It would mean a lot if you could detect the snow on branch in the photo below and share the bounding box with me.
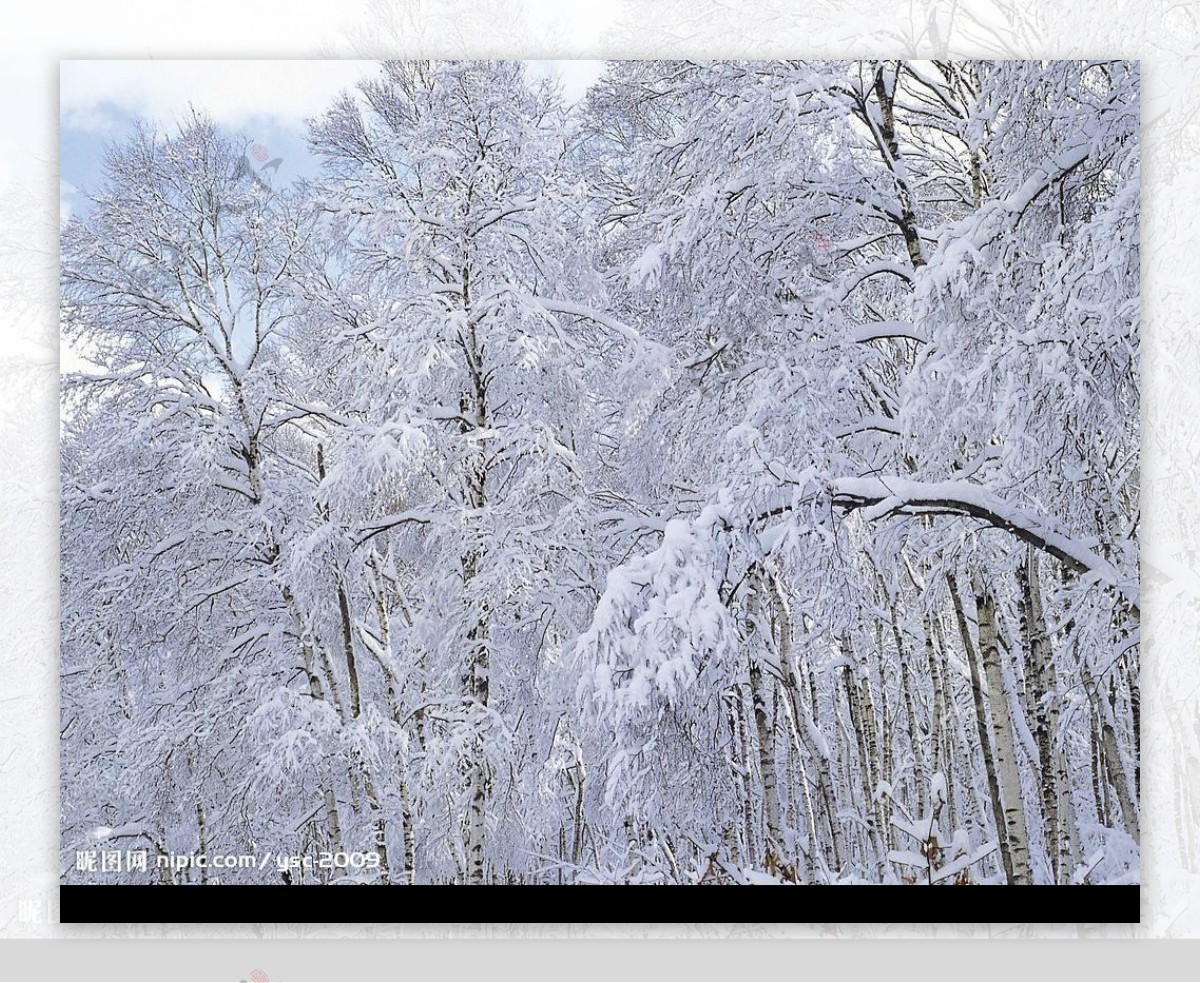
[830,475,1138,611]
[849,320,929,345]
[528,296,668,356]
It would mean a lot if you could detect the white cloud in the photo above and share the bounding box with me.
[527,60,606,104]
[60,60,376,133]
[522,0,617,53]
[59,180,75,228]
[62,61,610,137]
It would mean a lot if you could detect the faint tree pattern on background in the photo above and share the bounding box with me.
[0,0,1195,944]
[339,0,537,58]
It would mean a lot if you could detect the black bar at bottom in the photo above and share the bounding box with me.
[59,884,1139,924]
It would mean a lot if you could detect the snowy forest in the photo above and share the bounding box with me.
[60,60,1139,888]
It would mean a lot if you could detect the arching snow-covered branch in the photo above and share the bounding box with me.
[829,475,1138,612]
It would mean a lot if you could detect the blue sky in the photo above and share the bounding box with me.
[59,60,606,227]
[58,59,606,376]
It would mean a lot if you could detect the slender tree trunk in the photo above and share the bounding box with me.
[898,651,925,815]
[948,571,1011,883]
[975,581,1033,884]
[865,63,926,269]
[1096,674,1140,842]
[195,798,209,885]
[949,662,990,841]
[746,569,784,869]
[399,773,416,884]
[841,639,888,868]
[459,261,493,886]
[770,576,840,876]
[283,586,346,878]
[331,557,390,882]
[724,690,754,868]
[927,620,951,822]
[336,580,362,719]
[463,584,490,885]
[926,623,946,774]
[1019,546,1062,881]
[361,556,417,884]
[1058,742,1082,877]
[571,757,586,869]
[865,666,893,857]
[1126,656,1140,801]
[1091,713,1110,827]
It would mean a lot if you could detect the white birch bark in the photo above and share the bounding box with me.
[746,569,784,869]
[975,581,1033,884]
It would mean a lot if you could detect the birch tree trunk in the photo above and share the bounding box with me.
[194,785,209,885]
[948,571,1012,882]
[841,639,888,868]
[723,690,755,867]
[770,576,841,876]
[975,581,1033,884]
[746,569,784,869]
[460,262,492,885]
[361,555,417,883]
[282,585,346,879]
[896,630,925,815]
[1086,669,1140,843]
[927,620,952,822]
[571,757,586,869]
[318,446,391,882]
[1019,546,1062,881]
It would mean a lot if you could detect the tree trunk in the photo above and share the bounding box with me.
[927,619,951,822]
[948,571,1011,883]
[896,627,925,816]
[770,576,840,877]
[1096,674,1140,843]
[195,797,209,885]
[841,638,888,869]
[724,690,755,868]
[282,586,346,878]
[571,757,586,869]
[1019,546,1062,881]
[746,569,784,869]
[975,580,1033,884]
[331,559,390,883]
[459,261,493,885]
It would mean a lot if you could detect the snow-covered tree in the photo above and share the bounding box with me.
[61,60,1139,888]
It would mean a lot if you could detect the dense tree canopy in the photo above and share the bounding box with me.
[61,59,1138,887]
